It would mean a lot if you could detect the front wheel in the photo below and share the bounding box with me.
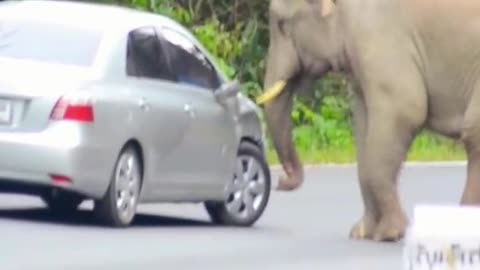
[93,145,142,227]
[205,141,271,227]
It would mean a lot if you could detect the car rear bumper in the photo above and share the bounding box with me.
[0,122,116,199]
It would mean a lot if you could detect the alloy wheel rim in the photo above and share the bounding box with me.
[225,154,266,220]
[115,151,140,223]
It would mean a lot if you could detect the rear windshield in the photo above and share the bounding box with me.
[0,19,103,67]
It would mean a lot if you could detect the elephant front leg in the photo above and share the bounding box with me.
[348,88,379,240]
[350,95,424,242]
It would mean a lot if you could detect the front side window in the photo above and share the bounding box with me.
[159,27,221,90]
[126,26,174,81]
[0,19,102,66]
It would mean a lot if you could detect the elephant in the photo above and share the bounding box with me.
[257,0,480,242]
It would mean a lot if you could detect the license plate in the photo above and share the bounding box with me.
[0,99,12,124]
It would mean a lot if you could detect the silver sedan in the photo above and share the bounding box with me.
[0,0,271,227]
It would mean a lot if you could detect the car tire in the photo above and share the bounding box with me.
[93,145,142,228]
[205,141,271,227]
[42,190,83,216]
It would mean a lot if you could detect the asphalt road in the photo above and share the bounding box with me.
[0,163,468,270]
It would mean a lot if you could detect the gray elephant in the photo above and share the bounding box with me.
[257,0,480,242]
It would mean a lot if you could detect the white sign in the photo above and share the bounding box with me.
[404,205,480,270]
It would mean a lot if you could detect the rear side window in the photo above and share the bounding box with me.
[0,19,102,66]
[126,26,175,81]
[158,27,222,90]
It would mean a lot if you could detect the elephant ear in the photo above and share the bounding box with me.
[270,0,307,19]
[319,0,335,16]
[270,0,335,19]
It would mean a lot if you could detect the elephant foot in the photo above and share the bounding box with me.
[372,213,408,242]
[349,215,376,240]
[276,174,303,191]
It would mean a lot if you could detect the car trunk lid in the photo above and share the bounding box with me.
[0,58,97,132]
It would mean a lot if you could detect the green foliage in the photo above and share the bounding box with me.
[103,0,465,163]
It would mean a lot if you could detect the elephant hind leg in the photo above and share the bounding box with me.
[460,88,480,205]
[459,144,480,205]
[349,85,379,240]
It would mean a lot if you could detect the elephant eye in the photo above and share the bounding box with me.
[278,20,287,36]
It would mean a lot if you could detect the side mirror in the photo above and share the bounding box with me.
[214,80,241,103]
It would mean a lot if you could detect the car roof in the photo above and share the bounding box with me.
[0,0,193,36]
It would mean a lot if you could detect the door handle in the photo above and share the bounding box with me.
[184,103,196,118]
[138,97,151,111]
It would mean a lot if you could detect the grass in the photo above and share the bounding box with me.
[265,132,467,165]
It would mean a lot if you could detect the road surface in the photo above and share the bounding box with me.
[0,163,468,270]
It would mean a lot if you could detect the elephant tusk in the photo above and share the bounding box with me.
[358,221,365,239]
[443,248,455,270]
[256,80,287,105]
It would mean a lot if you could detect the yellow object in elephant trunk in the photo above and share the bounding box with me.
[256,80,287,105]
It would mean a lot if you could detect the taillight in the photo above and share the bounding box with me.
[50,95,94,122]
[49,174,72,186]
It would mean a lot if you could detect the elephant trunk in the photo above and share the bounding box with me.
[261,10,305,191]
[263,71,304,192]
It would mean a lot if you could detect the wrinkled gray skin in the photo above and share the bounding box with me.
[262,0,480,242]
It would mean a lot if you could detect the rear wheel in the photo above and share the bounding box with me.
[41,190,83,216]
[205,141,271,227]
[93,145,142,227]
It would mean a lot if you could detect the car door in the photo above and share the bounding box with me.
[157,26,238,197]
[124,26,193,198]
